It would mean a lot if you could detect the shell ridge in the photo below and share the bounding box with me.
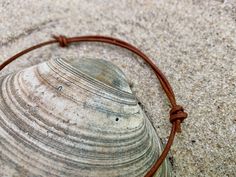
[53,58,135,99]
[47,60,136,105]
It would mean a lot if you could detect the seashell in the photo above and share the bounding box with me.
[0,57,171,177]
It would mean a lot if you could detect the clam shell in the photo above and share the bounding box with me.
[0,58,171,177]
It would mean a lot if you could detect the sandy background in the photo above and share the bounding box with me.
[0,0,236,176]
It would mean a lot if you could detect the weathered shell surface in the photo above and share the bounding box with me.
[0,58,171,177]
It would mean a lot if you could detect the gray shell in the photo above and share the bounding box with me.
[0,58,171,177]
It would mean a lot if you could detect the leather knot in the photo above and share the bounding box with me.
[170,105,188,133]
[53,35,69,47]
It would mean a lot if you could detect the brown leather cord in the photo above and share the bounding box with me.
[0,35,188,177]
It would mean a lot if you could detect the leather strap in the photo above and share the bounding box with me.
[0,35,188,177]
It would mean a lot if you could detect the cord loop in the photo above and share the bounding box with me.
[0,35,188,177]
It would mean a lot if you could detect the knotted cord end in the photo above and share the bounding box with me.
[170,105,188,133]
[53,35,69,47]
